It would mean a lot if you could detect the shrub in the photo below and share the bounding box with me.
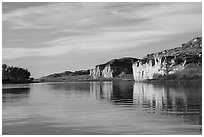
[152,73,163,79]
[152,66,201,81]
[161,74,177,80]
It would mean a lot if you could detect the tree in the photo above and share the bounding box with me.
[2,64,31,83]
[2,64,9,80]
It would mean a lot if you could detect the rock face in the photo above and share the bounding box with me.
[90,57,138,79]
[132,37,202,81]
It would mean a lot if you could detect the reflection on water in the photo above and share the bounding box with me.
[133,83,202,125]
[2,82,202,135]
[3,88,30,103]
[90,81,134,105]
[90,82,113,100]
[90,81,202,125]
[48,82,90,98]
[49,82,90,91]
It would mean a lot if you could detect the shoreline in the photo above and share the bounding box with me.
[32,78,135,83]
[2,80,35,84]
[3,78,201,84]
[142,79,202,84]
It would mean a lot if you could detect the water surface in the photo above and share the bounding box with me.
[2,81,202,135]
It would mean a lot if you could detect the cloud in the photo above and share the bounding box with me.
[2,46,67,60]
[5,38,25,42]
[3,2,202,60]
[1,3,162,29]
[3,2,201,38]
[3,30,164,60]
[3,3,106,29]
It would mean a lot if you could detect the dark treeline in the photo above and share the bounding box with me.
[2,64,33,84]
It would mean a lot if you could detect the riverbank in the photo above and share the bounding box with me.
[143,72,202,84]
[143,78,202,84]
[34,73,135,83]
[33,76,201,84]
[2,79,35,84]
[4,75,201,84]
[34,78,134,83]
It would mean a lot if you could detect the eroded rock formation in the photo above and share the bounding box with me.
[90,57,138,79]
[132,37,202,81]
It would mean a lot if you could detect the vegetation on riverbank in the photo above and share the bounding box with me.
[35,62,202,83]
[144,63,202,84]
[2,64,33,84]
[34,73,134,82]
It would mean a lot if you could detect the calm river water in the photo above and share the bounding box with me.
[2,81,202,135]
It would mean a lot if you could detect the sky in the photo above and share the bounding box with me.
[2,2,202,78]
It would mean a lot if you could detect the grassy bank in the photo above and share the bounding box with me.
[34,66,202,84]
[34,74,134,83]
[144,64,202,84]
[143,78,202,84]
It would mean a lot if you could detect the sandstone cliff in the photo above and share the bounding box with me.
[90,57,139,79]
[132,37,202,81]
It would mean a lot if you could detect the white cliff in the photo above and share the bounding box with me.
[133,58,164,81]
[102,65,113,78]
[132,57,186,81]
[90,57,138,79]
[90,66,104,79]
[132,37,202,81]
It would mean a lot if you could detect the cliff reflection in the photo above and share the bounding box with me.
[90,81,134,105]
[89,81,201,125]
[133,83,202,125]
[133,83,169,109]
[90,82,113,100]
[2,88,30,103]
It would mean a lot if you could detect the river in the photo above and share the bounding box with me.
[2,81,202,135]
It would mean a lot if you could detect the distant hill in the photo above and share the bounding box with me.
[36,57,138,82]
[36,70,90,82]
